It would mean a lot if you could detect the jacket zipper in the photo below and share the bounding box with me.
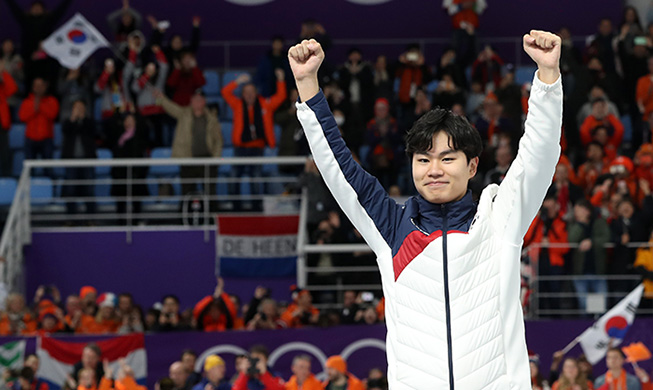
[442,204,454,390]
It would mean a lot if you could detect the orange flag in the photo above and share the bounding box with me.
[622,342,652,363]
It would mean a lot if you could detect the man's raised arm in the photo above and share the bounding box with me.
[492,30,564,244]
[288,39,401,254]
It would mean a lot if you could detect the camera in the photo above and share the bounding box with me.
[361,291,374,302]
[247,357,260,376]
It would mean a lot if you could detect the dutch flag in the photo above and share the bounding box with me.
[36,334,147,390]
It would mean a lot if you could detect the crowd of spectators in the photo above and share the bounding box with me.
[1,0,653,322]
[0,279,385,337]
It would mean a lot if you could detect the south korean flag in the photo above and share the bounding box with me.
[42,13,109,69]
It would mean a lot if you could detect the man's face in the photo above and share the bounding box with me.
[599,20,613,36]
[250,352,267,368]
[190,94,205,112]
[573,204,591,223]
[169,362,188,387]
[29,3,44,16]
[374,102,389,120]
[412,132,477,204]
[81,348,99,368]
[271,39,283,53]
[32,79,46,97]
[206,365,225,383]
[242,84,257,106]
[99,305,114,319]
[606,350,624,371]
[348,51,362,64]
[326,367,341,382]
[291,359,310,382]
[495,146,512,167]
[118,296,132,313]
[163,298,179,314]
[171,36,183,51]
[25,356,39,373]
[343,291,356,307]
[2,40,13,55]
[181,353,195,372]
[587,144,603,162]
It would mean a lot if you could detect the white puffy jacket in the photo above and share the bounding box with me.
[296,72,562,389]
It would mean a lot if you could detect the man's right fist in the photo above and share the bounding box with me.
[288,39,324,82]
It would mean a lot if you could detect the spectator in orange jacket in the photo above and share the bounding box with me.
[285,355,324,390]
[323,356,364,390]
[80,293,120,334]
[18,77,59,175]
[0,64,18,176]
[280,288,319,328]
[580,97,624,161]
[636,56,653,120]
[76,366,112,390]
[222,70,286,210]
[524,189,569,313]
[0,293,37,335]
[578,142,612,196]
[193,278,237,332]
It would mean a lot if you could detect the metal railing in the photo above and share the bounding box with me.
[0,156,308,294]
[297,238,653,317]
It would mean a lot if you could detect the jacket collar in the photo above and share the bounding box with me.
[411,190,477,233]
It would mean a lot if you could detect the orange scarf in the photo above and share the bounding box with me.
[604,370,626,390]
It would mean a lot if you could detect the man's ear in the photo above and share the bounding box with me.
[468,156,479,178]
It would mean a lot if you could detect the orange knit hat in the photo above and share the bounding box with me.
[325,355,347,374]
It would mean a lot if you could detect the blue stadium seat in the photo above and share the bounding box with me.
[203,70,221,96]
[94,97,104,122]
[51,150,66,179]
[96,148,113,177]
[12,151,24,177]
[94,179,114,206]
[30,177,53,203]
[221,122,233,147]
[149,147,179,176]
[0,178,17,205]
[515,66,537,86]
[222,70,250,88]
[53,123,63,148]
[218,147,234,176]
[621,115,633,143]
[426,80,439,94]
[9,123,25,150]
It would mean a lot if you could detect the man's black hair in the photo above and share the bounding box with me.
[19,367,34,382]
[406,43,420,51]
[271,35,284,43]
[405,107,483,163]
[575,198,593,211]
[162,294,180,304]
[348,47,362,56]
[181,349,197,359]
[587,140,605,151]
[249,344,269,359]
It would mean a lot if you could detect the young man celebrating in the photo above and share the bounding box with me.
[289,30,562,389]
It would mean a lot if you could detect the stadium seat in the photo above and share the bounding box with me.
[12,151,24,177]
[221,122,233,147]
[53,123,63,148]
[426,80,439,94]
[218,147,234,176]
[96,148,113,178]
[0,178,17,206]
[94,97,103,122]
[9,123,25,150]
[222,70,250,88]
[51,150,66,179]
[621,115,633,143]
[149,148,179,176]
[30,177,53,203]
[202,70,221,97]
[515,66,537,86]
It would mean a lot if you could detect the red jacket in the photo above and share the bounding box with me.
[167,67,206,106]
[524,213,569,267]
[18,94,59,141]
[222,80,286,148]
[0,71,18,130]
[579,114,624,161]
[232,371,285,390]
